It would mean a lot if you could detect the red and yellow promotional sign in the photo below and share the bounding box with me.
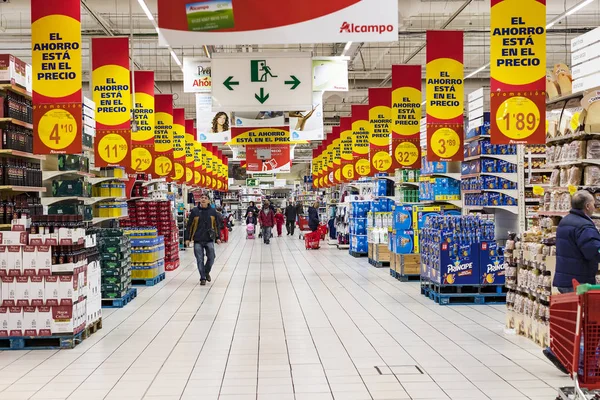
[340,117,354,183]
[203,144,213,189]
[368,88,393,174]
[32,0,82,154]
[91,37,131,168]
[391,65,421,169]
[351,105,371,178]
[426,30,464,161]
[193,141,202,186]
[490,0,546,144]
[154,94,174,180]
[223,157,229,191]
[229,126,293,145]
[132,71,155,145]
[184,119,194,184]
[331,127,342,185]
[172,108,186,183]
[312,148,318,189]
[320,137,330,188]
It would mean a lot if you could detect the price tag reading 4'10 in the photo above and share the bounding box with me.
[430,127,460,159]
[98,134,128,164]
[38,109,78,150]
[496,96,541,141]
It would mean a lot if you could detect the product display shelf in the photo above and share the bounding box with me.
[0,118,33,130]
[0,149,45,161]
[0,186,45,193]
[463,154,517,163]
[43,171,95,181]
[0,83,32,99]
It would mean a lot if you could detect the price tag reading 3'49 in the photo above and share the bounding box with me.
[38,108,78,150]
[430,127,460,159]
[496,96,541,141]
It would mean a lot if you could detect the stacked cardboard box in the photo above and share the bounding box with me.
[124,228,165,281]
[97,228,132,300]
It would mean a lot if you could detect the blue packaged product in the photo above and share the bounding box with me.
[480,242,505,285]
[505,195,517,206]
[482,175,497,189]
[481,140,492,155]
[395,230,416,254]
[482,159,496,172]
[351,235,368,253]
[488,192,502,206]
[497,160,509,173]
[394,206,413,231]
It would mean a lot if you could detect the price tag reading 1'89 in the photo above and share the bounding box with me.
[98,134,128,164]
[38,109,78,150]
[496,96,541,140]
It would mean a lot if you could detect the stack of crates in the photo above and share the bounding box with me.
[125,228,165,280]
[98,228,132,300]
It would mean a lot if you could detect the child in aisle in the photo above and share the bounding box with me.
[246,211,257,226]
[274,208,285,237]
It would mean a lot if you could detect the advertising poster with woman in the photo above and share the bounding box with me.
[196,93,232,143]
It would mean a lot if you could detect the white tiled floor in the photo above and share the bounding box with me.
[0,228,570,400]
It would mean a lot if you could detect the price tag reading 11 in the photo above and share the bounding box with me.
[38,109,78,150]
[98,134,128,164]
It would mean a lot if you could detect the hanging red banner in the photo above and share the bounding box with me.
[331,127,342,185]
[340,117,354,183]
[391,65,422,169]
[91,37,131,168]
[32,0,83,154]
[490,0,546,144]
[426,30,464,161]
[368,88,393,174]
[351,105,370,178]
[154,94,174,181]
[172,108,186,183]
[132,71,155,145]
[184,119,195,184]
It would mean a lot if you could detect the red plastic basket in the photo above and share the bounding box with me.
[298,216,309,231]
[304,231,320,250]
[550,283,600,389]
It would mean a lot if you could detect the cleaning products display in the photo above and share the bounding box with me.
[124,228,166,284]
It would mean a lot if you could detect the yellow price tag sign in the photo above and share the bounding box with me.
[355,158,370,176]
[97,133,128,164]
[38,108,79,150]
[342,164,354,181]
[430,127,460,159]
[496,96,541,141]
[173,163,184,181]
[394,141,419,167]
[131,147,152,172]
[532,186,545,196]
[569,185,578,195]
[372,151,392,172]
[155,156,173,178]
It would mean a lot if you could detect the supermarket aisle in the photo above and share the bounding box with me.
[0,228,569,400]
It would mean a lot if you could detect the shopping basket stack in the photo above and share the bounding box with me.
[304,230,321,250]
[550,282,600,398]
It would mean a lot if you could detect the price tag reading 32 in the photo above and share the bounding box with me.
[394,141,419,168]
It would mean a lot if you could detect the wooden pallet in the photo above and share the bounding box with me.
[349,251,367,258]
[83,318,103,340]
[0,331,85,350]
[131,272,166,287]
[102,287,138,308]
[368,258,390,268]
[396,274,421,282]
[422,285,506,305]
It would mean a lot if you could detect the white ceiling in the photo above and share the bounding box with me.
[1,0,599,133]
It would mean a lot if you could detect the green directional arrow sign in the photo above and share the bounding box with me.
[223,76,239,91]
[255,88,270,104]
[284,75,301,90]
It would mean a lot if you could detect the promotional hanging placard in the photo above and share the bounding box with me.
[132,71,155,145]
[32,0,83,154]
[490,0,546,144]
[154,94,174,180]
[391,65,422,169]
[312,149,318,188]
[229,126,299,145]
[156,0,398,46]
[196,93,232,143]
[320,137,330,188]
[351,104,371,178]
[340,117,354,183]
[194,141,202,186]
[289,92,325,141]
[183,57,212,93]
[368,88,393,174]
[91,37,132,168]
[204,144,214,189]
[172,108,186,182]
[212,149,221,190]
[426,30,464,162]
[332,127,342,185]
[185,119,195,184]
[246,145,291,173]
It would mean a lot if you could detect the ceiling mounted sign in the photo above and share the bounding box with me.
[157,0,398,46]
[183,57,212,93]
[211,52,312,112]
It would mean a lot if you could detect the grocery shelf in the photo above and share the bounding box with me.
[43,170,95,181]
[41,196,88,206]
[0,118,33,130]
[483,189,518,197]
[421,199,462,208]
[461,172,517,182]
[395,181,419,187]
[546,131,600,144]
[463,154,518,162]
[0,224,12,229]
[420,173,461,180]
[0,83,32,99]
[465,205,519,214]
[547,158,600,168]
[0,185,46,193]
[464,134,490,143]
[526,168,554,173]
[525,198,541,203]
[525,183,549,188]
[88,177,129,185]
[0,149,45,161]
[546,90,583,106]
[85,197,127,206]
[537,210,569,217]
[136,178,166,187]
[91,216,128,225]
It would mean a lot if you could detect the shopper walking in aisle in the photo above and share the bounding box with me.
[543,190,600,373]
[245,201,259,218]
[284,201,297,235]
[307,201,320,232]
[296,201,304,217]
[185,193,222,286]
[258,199,275,244]
[274,208,285,237]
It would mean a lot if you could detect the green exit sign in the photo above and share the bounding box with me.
[246,178,258,187]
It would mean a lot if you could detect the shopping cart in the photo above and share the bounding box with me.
[550,281,600,399]
[304,230,321,250]
[297,215,310,239]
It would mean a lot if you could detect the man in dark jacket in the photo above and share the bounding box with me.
[284,201,297,236]
[307,201,320,232]
[258,200,275,244]
[295,201,304,217]
[185,193,222,286]
[543,190,600,373]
